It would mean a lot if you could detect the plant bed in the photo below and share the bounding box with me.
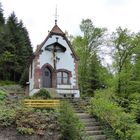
[0,90,60,140]
[0,126,60,140]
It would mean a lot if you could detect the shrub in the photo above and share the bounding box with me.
[90,89,137,140]
[16,107,42,135]
[132,129,140,140]
[33,88,51,99]
[15,105,59,135]
[0,92,16,127]
[128,93,140,123]
[58,101,84,140]
[0,80,16,86]
[0,90,7,101]
[0,106,15,126]
[17,127,34,135]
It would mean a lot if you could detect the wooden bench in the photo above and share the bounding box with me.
[24,99,60,108]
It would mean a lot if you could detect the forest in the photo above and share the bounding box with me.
[0,3,32,84]
[0,2,140,139]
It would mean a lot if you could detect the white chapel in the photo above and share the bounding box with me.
[28,20,80,98]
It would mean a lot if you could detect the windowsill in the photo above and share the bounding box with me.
[57,83,71,85]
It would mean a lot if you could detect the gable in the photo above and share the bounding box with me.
[45,42,66,52]
[42,35,70,53]
[34,24,79,61]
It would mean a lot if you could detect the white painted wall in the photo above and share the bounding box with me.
[29,34,80,97]
[39,35,76,87]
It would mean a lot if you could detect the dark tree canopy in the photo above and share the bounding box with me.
[0,3,4,25]
[0,11,33,83]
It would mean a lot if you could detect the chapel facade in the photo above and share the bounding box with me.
[28,22,80,97]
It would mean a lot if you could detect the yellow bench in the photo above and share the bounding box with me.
[24,99,60,108]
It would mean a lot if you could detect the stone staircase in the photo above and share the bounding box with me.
[69,99,106,140]
[0,85,25,100]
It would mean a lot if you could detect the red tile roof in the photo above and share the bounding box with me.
[50,24,65,35]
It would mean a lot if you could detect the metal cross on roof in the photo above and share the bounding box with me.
[55,5,59,25]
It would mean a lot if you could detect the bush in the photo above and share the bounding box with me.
[0,90,7,101]
[33,89,51,99]
[132,129,140,140]
[0,93,59,136]
[0,80,16,86]
[58,101,84,140]
[17,127,34,135]
[128,93,140,123]
[0,106,15,126]
[16,107,42,135]
[15,105,59,135]
[90,89,137,140]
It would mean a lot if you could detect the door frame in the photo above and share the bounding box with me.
[42,67,52,87]
[41,63,55,88]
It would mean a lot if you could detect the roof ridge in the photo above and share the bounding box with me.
[50,24,65,35]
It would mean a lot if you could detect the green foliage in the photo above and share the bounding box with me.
[0,80,16,86]
[128,93,140,123]
[33,88,51,99]
[90,89,137,140]
[15,105,58,135]
[0,90,7,100]
[72,19,110,95]
[111,28,140,96]
[58,101,84,140]
[111,27,135,95]
[0,3,5,25]
[0,105,15,127]
[132,129,140,140]
[0,9,32,82]
[0,88,59,136]
[16,127,34,135]
[15,107,37,135]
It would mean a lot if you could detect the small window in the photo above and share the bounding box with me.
[45,71,49,76]
[44,68,50,77]
[57,72,62,84]
[57,71,69,84]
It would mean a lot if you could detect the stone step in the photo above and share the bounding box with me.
[75,110,84,113]
[88,135,106,140]
[86,130,103,135]
[67,99,107,139]
[76,113,92,119]
[85,126,101,131]
[73,107,83,110]
[84,121,100,127]
[80,118,97,123]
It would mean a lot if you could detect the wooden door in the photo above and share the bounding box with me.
[42,67,52,87]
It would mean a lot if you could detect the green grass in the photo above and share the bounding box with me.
[0,80,16,86]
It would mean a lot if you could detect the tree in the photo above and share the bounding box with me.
[73,19,109,95]
[0,11,33,83]
[111,27,138,96]
[129,33,140,93]
[0,2,4,25]
[6,12,33,82]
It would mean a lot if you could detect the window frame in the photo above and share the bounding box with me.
[57,70,71,85]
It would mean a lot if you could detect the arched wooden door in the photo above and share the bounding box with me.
[42,67,52,88]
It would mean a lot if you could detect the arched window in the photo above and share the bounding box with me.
[57,71,69,84]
